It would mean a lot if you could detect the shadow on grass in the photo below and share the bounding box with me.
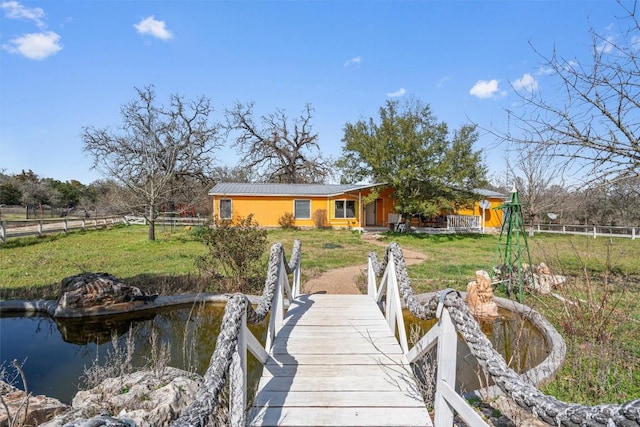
[0,233,68,249]
[384,232,494,242]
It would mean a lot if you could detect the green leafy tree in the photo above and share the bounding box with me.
[0,182,22,205]
[338,98,487,216]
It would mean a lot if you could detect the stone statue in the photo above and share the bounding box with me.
[466,269,499,318]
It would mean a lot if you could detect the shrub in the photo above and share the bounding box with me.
[313,209,327,228]
[277,212,297,229]
[195,214,268,294]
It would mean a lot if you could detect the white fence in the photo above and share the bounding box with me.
[0,215,209,243]
[124,215,207,227]
[0,216,127,243]
[447,214,481,230]
[530,223,638,240]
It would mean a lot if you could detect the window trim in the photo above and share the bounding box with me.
[334,199,356,219]
[219,198,232,219]
[293,199,311,219]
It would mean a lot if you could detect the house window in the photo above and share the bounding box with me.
[294,200,311,219]
[335,200,356,218]
[220,199,232,219]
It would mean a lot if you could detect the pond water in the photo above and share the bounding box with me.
[405,307,549,393]
[0,303,547,404]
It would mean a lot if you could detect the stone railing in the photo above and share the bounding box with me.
[369,242,640,427]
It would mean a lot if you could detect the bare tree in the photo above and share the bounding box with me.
[210,164,255,183]
[509,144,567,226]
[226,102,332,183]
[82,85,221,240]
[506,1,639,185]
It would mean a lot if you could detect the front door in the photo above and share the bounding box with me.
[365,201,377,226]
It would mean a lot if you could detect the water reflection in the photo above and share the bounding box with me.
[0,303,267,404]
[404,308,548,393]
[1,303,545,405]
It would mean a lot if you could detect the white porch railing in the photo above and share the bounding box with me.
[368,252,489,427]
[446,214,481,230]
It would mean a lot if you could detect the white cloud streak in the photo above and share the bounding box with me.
[1,1,45,28]
[134,16,173,41]
[2,31,62,60]
[469,79,502,99]
[386,87,406,97]
[596,35,615,54]
[1,1,63,60]
[512,73,539,92]
[436,76,450,87]
[344,56,361,67]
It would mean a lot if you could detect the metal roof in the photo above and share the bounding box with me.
[208,182,383,197]
[472,188,508,199]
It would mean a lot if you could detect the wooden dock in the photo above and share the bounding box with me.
[249,293,432,426]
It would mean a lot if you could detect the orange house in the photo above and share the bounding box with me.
[208,183,506,230]
[455,188,507,229]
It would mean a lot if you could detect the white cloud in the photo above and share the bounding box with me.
[469,79,502,99]
[386,87,406,98]
[632,35,640,51]
[1,1,45,28]
[2,31,62,60]
[436,76,450,87]
[344,56,361,67]
[134,16,173,41]
[536,65,554,76]
[596,36,615,54]
[512,73,539,92]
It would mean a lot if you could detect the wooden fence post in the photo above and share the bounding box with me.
[0,221,6,243]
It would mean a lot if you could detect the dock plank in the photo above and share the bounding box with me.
[249,294,432,427]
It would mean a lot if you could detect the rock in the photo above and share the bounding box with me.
[48,414,136,426]
[42,368,201,427]
[55,273,157,316]
[0,380,68,426]
[532,273,566,294]
[466,270,499,319]
[535,262,551,275]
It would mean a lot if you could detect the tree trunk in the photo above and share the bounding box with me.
[148,204,156,241]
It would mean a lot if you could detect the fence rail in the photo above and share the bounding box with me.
[0,216,128,243]
[124,215,207,227]
[530,223,638,239]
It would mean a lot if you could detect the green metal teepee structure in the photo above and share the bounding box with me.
[493,185,534,301]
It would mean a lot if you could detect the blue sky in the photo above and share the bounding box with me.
[0,1,630,184]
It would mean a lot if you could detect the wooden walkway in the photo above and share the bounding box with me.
[249,294,432,426]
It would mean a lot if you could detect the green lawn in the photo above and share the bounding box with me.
[0,225,383,298]
[1,225,639,404]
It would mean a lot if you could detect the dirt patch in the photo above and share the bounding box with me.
[303,232,426,294]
